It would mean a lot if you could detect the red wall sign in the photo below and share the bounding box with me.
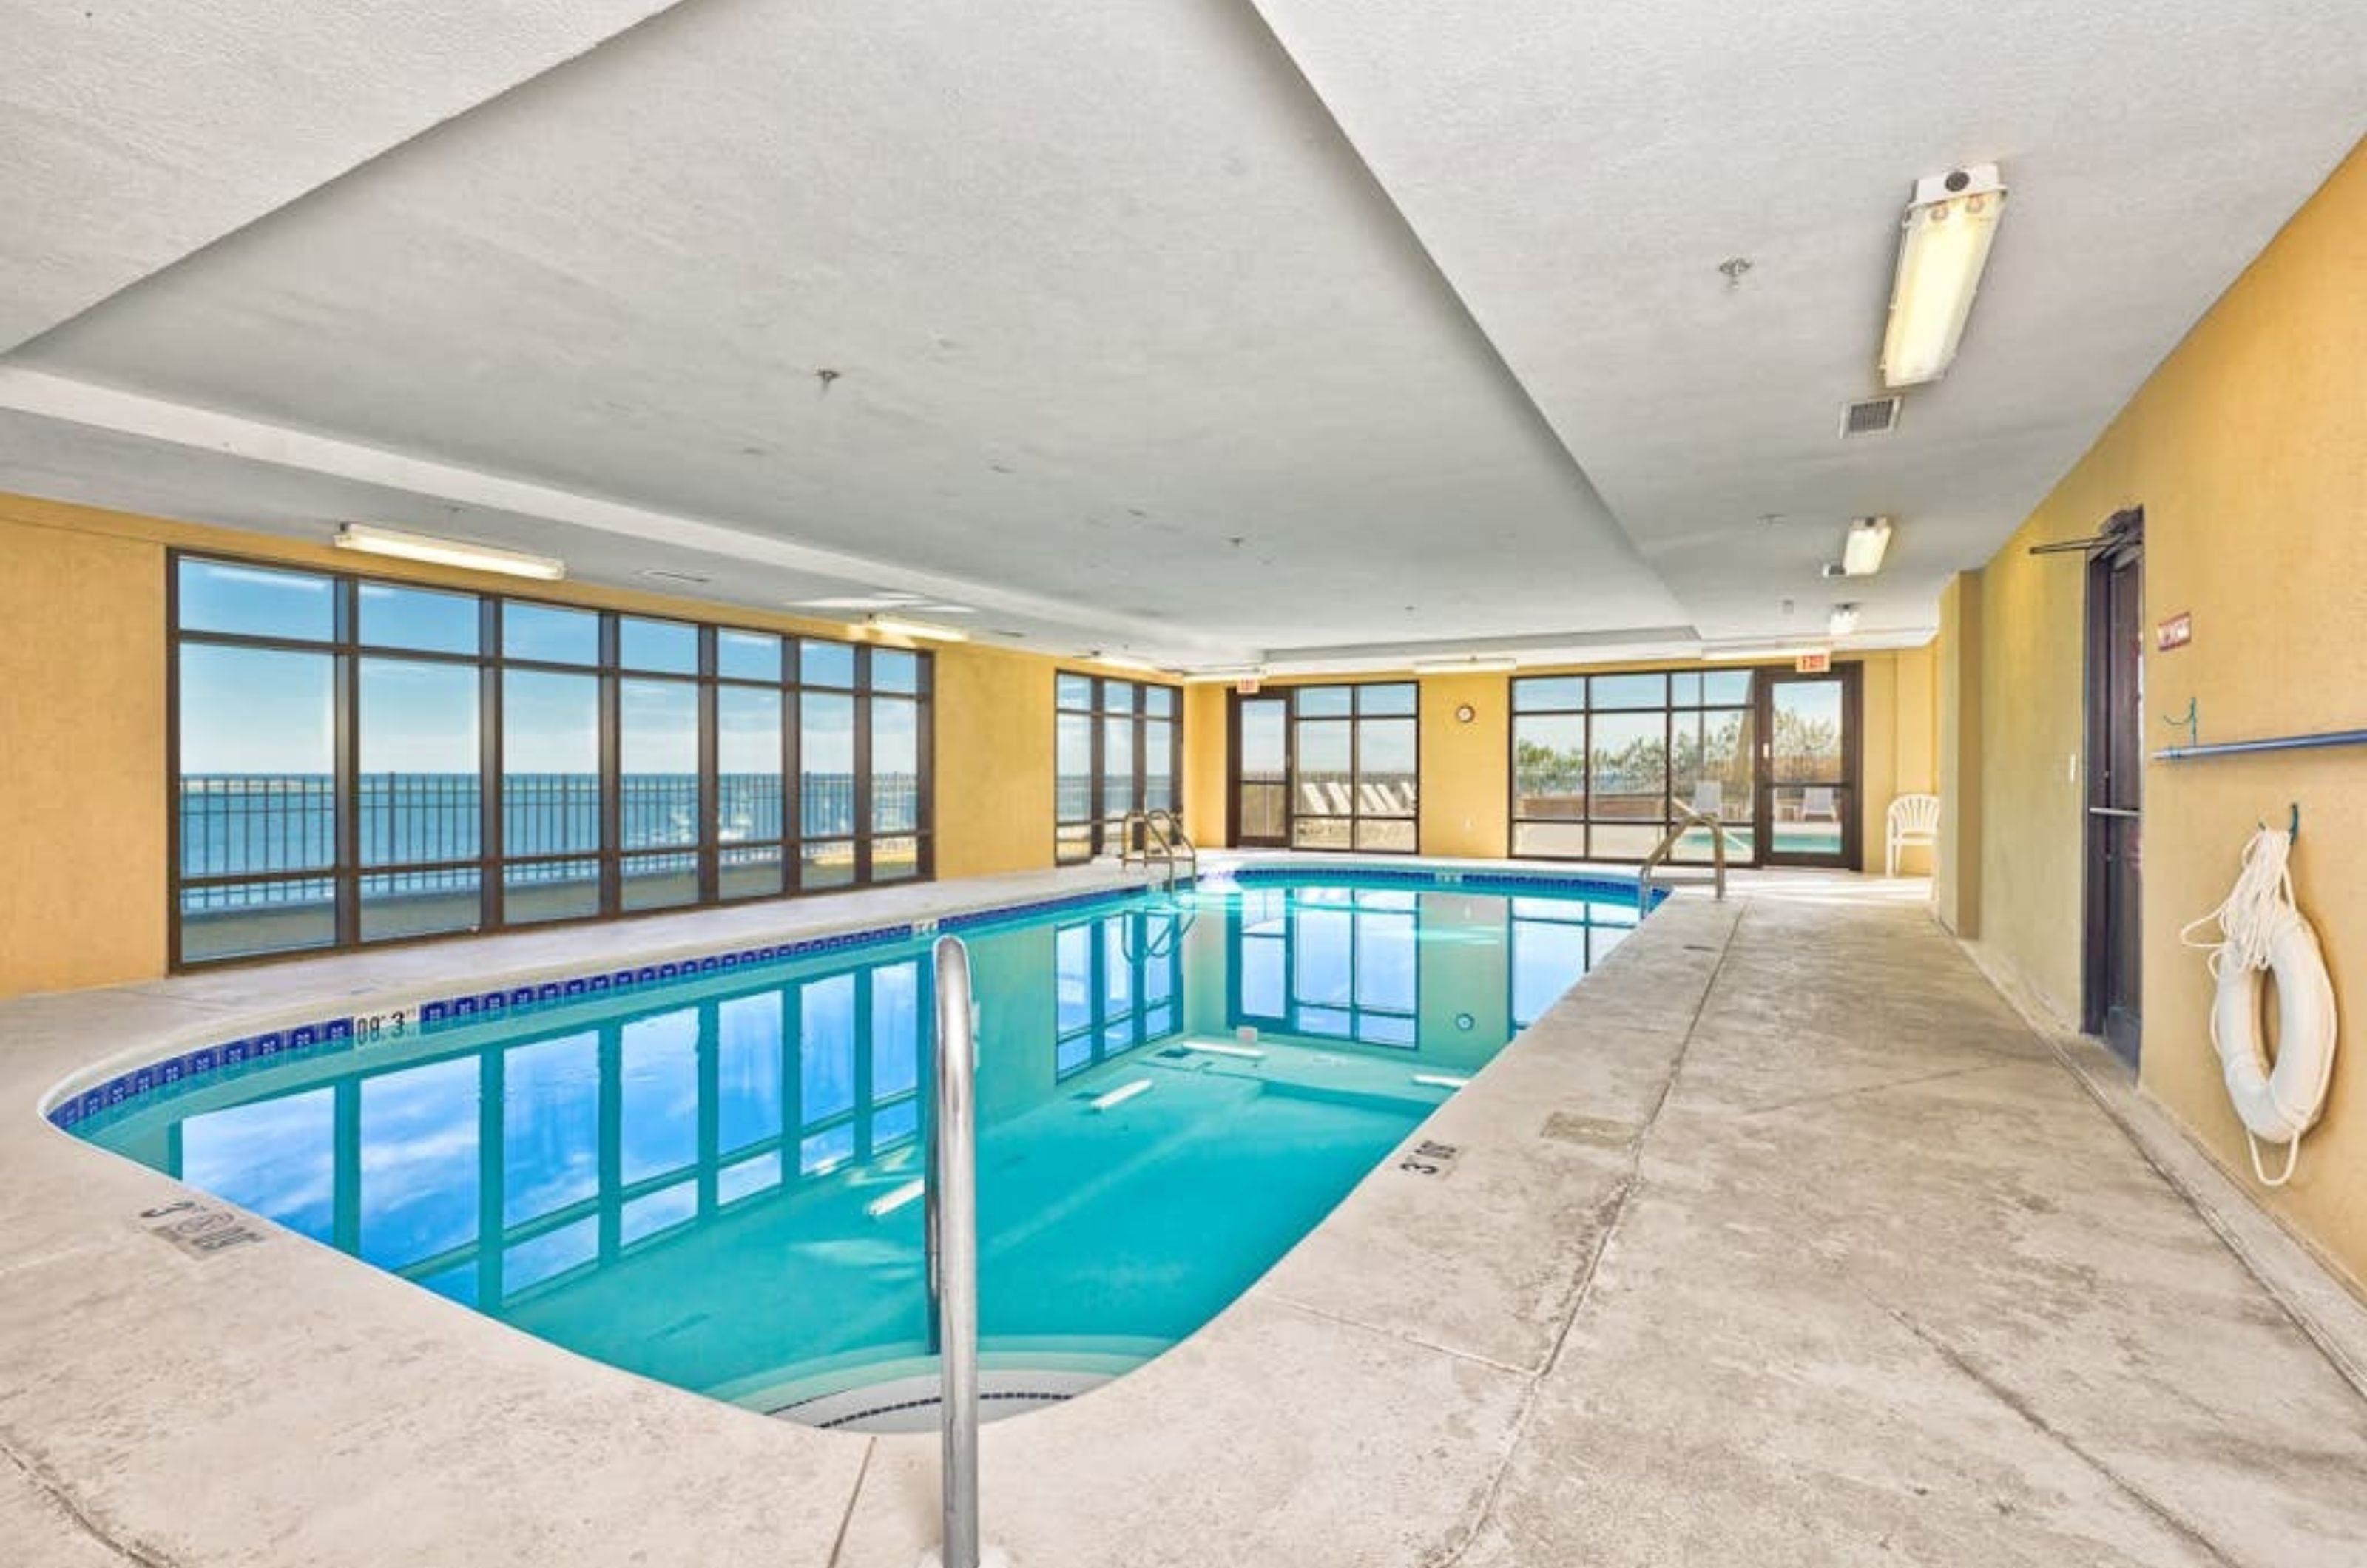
[1794,650,1832,674]
[2157,611,2192,652]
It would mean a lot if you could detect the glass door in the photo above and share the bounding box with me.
[1233,696,1291,847]
[1757,669,1860,868]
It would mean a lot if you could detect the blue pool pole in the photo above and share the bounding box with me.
[925,936,982,1568]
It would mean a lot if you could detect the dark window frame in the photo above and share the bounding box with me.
[167,550,933,969]
[1053,672,1183,865]
[1224,681,1420,854]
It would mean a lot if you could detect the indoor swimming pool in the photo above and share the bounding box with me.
[68,869,1647,1425]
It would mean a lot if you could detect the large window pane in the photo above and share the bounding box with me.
[505,858,601,924]
[1592,673,1667,710]
[1358,683,1417,717]
[502,670,601,857]
[1056,712,1095,830]
[502,601,598,664]
[1101,715,1134,820]
[620,679,699,851]
[872,649,920,695]
[1513,713,1587,829]
[872,697,919,833]
[1588,711,1667,836]
[717,629,783,683]
[179,644,337,877]
[178,560,335,641]
[1294,720,1351,820]
[619,617,698,674]
[359,583,478,654]
[1360,719,1417,817]
[717,686,784,844]
[800,692,857,839]
[360,658,480,868]
[1144,718,1175,811]
[800,639,856,689]
[1513,676,1585,712]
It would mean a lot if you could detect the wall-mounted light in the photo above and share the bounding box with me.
[1828,604,1862,638]
[1411,655,1519,674]
[1880,164,2007,388]
[1840,516,1894,578]
[865,614,970,643]
[335,523,564,581]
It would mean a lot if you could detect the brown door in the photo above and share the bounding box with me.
[2084,511,2144,1064]
[1757,666,1861,868]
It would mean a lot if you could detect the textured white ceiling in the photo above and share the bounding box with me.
[1,0,2360,666]
[0,0,678,351]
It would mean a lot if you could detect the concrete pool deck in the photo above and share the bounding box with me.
[6,862,2366,1565]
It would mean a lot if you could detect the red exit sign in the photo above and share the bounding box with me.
[2157,611,2192,652]
[1794,650,1832,674]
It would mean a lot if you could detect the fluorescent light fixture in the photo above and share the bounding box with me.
[334,523,564,581]
[1841,516,1894,578]
[865,614,970,643]
[1828,604,1862,638]
[1090,651,1166,674]
[1701,644,1831,663]
[1411,655,1519,675]
[1880,164,2007,388]
[1184,665,1269,683]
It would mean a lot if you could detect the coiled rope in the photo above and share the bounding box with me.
[2180,825,2317,1186]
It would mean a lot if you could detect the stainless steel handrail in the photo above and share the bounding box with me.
[1639,803,1729,905]
[1119,808,1196,892]
[925,936,982,1568]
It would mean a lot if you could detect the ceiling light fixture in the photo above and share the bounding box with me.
[1701,644,1830,663]
[1828,604,1862,638]
[335,523,564,581]
[1840,516,1894,578]
[1411,655,1519,674]
[1090,652,1166,674]
[865,615,970,643]
[1184,665,1269,683]
[1880,164,2007,388]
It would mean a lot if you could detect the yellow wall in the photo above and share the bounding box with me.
[1933,573,1983,936]
[1184,653,1938,862]
[0,513,169,993]
[1957,138,2367,1287]
[0,492,1183,996]
[1182,683,1230,850]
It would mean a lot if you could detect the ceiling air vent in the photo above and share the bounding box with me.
[1840,396,1902,438]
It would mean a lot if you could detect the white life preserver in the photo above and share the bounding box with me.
[2186,826,2340,1188]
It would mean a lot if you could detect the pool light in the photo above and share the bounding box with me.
[1880,165,2007,388]
[334,523,565,581]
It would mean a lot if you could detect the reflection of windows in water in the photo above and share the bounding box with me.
[1507,897,1638,1028]
[168,958,932,1310]
[1231,886,1419,1049]
[1054,911,1186,1078]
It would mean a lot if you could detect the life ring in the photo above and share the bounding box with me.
[2210,905,2337,1182]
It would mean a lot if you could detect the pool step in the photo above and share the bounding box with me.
[769,1368,1113,1433]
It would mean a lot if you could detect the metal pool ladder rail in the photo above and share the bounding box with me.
[1119,808,1197,891]
[1639,803,1729,905]
[922,935,985,1568]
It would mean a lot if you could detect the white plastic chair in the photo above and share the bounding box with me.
[1886,793,1941,876]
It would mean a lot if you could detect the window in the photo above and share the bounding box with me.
[169,552,934,965]
[1288,683,1419,853]
[1054,673,1184,864]
[1511,669,1755,862]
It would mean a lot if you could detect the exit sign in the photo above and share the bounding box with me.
[1794,650,1832,674]
[1235,677,1261,695]
[2157,611,2192,652]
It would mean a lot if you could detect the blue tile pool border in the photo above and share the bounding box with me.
[44,864,1650,1132]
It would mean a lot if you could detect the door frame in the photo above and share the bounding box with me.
[2081,507,2145,1062]
[1755,663,1863,870]
[1226,690,1293,848]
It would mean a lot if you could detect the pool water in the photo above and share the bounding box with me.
[77,873,1641,1420]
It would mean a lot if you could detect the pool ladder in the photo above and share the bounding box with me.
[1638,802,1730,905]
[1119,808,1197,893]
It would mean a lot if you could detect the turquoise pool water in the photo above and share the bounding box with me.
[76,873,1641,1416]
